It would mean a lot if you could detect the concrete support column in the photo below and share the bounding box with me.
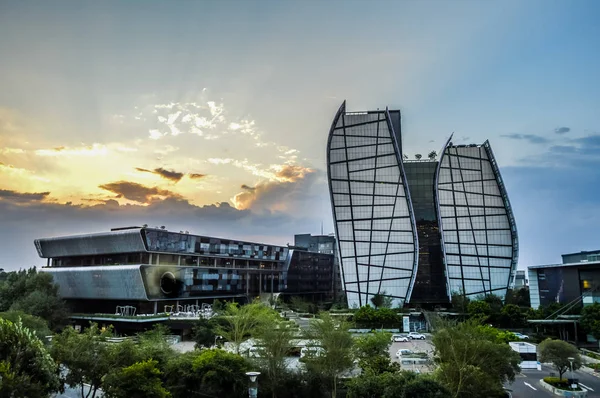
[196,256,200,266]
[156,254,160,266]
[153,301,158,315]
[149,253,153,265]
[178,256,181,266]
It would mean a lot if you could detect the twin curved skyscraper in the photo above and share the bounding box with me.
[326,102,518,308]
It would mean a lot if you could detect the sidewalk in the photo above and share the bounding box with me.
[580,365,600,379]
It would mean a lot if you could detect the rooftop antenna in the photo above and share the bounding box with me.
[321,221,323,236]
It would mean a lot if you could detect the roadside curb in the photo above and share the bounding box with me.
[581,366,600,378]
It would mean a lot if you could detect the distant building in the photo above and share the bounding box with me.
[512,270,528,289]
[529,250,600,309]
[326,102,518,308]
[36,227,335,315]
[293,233,343,299]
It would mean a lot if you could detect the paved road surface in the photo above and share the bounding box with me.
[506,365,600,398]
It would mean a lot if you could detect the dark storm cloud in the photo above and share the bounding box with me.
[554,127,571,135]
[98,181,181,203]
[500,134,550,144]
[135,167,185,182]
[0,191,328,270]
[0,189,50,202]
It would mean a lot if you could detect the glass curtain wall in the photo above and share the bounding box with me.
[327,102,418,308]
[436,143,517,299]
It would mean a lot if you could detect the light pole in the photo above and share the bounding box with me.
[245,371,260,398]
[568,356,575,389]
[214,335,223,348]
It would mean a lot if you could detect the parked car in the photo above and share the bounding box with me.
[395,349,413,358]
[513,332,529,340]
[408,332,426,340]
[392,334,409,342]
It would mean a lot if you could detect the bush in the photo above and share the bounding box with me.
[543,377,569,388]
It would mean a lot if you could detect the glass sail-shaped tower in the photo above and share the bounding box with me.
[326,102,518,308]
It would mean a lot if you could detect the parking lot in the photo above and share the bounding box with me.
[388,335,435,373]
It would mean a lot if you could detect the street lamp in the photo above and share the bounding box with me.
[568,356,576,389]
[214,335,223,348]
[245,371,260,398]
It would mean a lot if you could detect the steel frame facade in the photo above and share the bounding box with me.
[436,141,518,299]
[326,102,418,308]
[327,102,518,306]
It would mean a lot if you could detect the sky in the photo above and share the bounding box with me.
[0,0,599,271]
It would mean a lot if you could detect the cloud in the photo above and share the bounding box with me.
[231,168,317,211]
[554,127,571,135]
[98,181,182,203]
[0,189,50,202]
[500,134,550,144]
[135,167,206,182]
[143,167,184,182]
[35,144,108,157]
[0,193,334,270]
[573,134,600,147]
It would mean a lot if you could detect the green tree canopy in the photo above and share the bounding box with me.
[0,310,52,341]
[538,338,582,380]
[499,304,526,328]
[432,319,520,398]
[191,317,219,349]
[103,359,170,398]
[303,313,355,398]
[216,301,278,354]
[581,303,600,341]
[0,268,68,330]
[51,324,113,398]
[192,349,251,398]
[0,318,60,398]
[354,331,397,374]
[254,319,297,398]
[467,300,491,321]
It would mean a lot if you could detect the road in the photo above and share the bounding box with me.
[506,365,600,398]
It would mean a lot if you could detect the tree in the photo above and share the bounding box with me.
[467,300,491,321]
[538,339,582,380]
[303,313,355,398]
[451,291,470,313]
[136,324,176,369]
[0,310,52,341]
[401,376,450,398]
[370,293,385,309]
[0,318,60,398]
[51,324,113,398]
[163,351,203,398]
[432,319,520,398]
[580,303,600,343]
[217,301,277,354]
[103,359,170,398]
[354,331,395,373]
[254,320,296,398]
[500,304,526,328]
[192,349,250,398]
[191,317,219,348]
[428,150,437,160]
[0,268,68,330]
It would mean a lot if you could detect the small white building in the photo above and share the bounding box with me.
[509,342,538,370]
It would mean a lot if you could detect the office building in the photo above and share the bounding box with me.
[293,233,343,298]
[326,101,518,308]
[36,227,335,315]
[529,250,600,309]
[513,269,528,289]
